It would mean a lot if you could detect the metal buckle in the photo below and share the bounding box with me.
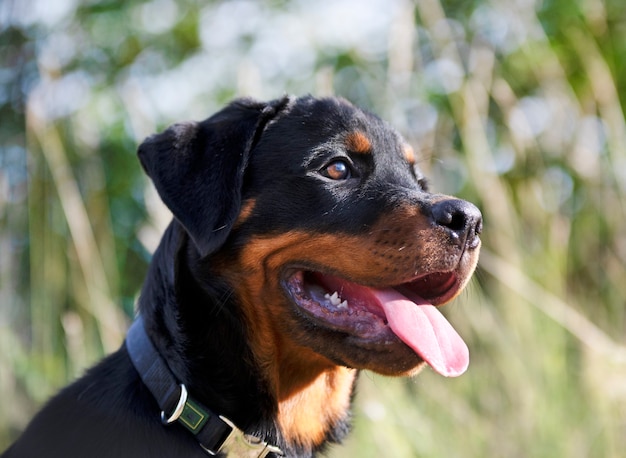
[201,415,284,457]
[160,384,188,424]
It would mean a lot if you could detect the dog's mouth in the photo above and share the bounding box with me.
[283,270,469,377]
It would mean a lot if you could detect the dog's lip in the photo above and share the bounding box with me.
[282,267,461,311]
[281,267,469,376]
[396,271,461,306]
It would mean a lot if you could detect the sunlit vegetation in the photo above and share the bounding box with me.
[2,0,626,455]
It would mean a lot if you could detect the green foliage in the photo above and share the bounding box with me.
[2,0,626,455]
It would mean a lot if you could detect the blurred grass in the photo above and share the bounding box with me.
[2,0,626,456]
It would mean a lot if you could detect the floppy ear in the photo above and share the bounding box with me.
[138,96,292,257]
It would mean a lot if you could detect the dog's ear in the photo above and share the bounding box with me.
[138,96,292,257]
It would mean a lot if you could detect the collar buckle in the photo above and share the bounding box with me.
[201,415,284,457]
[160,384,188,424]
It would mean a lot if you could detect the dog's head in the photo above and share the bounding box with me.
[139,96,481,383]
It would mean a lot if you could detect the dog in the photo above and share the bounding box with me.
[3,95,481,457]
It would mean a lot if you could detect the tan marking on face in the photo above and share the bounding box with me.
[404,144,416,165]
[345,131,372,154]
[233,198,256,229]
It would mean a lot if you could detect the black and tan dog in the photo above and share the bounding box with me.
[4,96,481,457]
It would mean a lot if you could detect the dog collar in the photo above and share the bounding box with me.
[126,317,283,457]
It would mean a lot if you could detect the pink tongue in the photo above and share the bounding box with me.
[375,288,469,377]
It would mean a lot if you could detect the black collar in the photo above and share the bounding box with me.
[125,317,283,457]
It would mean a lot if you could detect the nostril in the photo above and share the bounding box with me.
[433,207,466,231]
[449,212,468,232]
[432,201,466,231]
[432,199,482,244]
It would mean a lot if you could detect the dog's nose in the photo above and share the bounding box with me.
[431,199,482,249]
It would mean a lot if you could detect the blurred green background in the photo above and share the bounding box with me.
[2,0,626,456]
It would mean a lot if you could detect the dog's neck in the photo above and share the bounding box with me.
[138,224,269,425]
[136,222,356,455]
[275,364,356,449]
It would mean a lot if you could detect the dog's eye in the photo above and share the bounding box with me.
[322,160,352,180]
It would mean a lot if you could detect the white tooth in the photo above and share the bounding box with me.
[324,293,331,300]
[338,300,348,309]
[328,291,339,305]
